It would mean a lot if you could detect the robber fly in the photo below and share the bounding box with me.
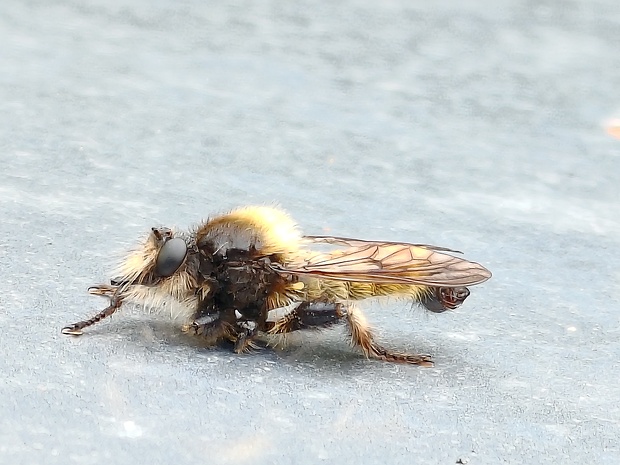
[62,206,491,366]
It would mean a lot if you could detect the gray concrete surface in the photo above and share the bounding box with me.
[2,1,619,464]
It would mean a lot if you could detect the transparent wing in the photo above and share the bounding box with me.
[304,235,463,254]
[271,236,492,287]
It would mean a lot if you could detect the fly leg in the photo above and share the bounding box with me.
[268,301,433,366]
[61,285,123,335]
[184,307,262,353]
[345,304,433,366]
[232,321,261,353]
[266,301,345,334]
[183,316,237,347]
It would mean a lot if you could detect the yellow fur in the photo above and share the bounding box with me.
[114,232,159,285]
[112,229,198,323]
[196,207,433,308]
[66,204,488,366]
[95,206,436,325]
[295,278,431,303]
[196,206,301,256]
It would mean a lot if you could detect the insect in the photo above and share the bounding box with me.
[62,206,491,366]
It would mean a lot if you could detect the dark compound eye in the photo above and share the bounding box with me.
[155,238,187,277]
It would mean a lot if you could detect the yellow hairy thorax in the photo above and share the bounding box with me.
[196,206,302,257]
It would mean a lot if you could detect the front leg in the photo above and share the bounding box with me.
[230,303,267,353]
[232,320,261,353]
[61,285,123,335]
[185,317,262,353]
[183,316,237,346]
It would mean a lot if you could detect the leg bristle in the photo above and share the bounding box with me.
[345,304,433,367]
[267,301,345,334]
[267,310,301,334]
[184,319,236,346]
[61,296,123,335]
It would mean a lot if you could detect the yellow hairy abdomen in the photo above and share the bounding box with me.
[301,278,430,302]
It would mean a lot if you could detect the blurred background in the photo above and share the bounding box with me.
[1,1,619,464]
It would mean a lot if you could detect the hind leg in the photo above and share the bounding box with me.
[268,301,433,366]
[345,304,433,366]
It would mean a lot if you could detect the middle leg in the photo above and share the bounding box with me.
[266,301,345,334]
[183,317,237,346]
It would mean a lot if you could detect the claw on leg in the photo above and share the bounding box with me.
[267,301,432,365]
[88,284,118,297]
[62,292,123,336]
[233,332,261,354]
[345,304,434,367]
[183,319,236,346]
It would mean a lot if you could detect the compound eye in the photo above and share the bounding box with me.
[155,238,187,277]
